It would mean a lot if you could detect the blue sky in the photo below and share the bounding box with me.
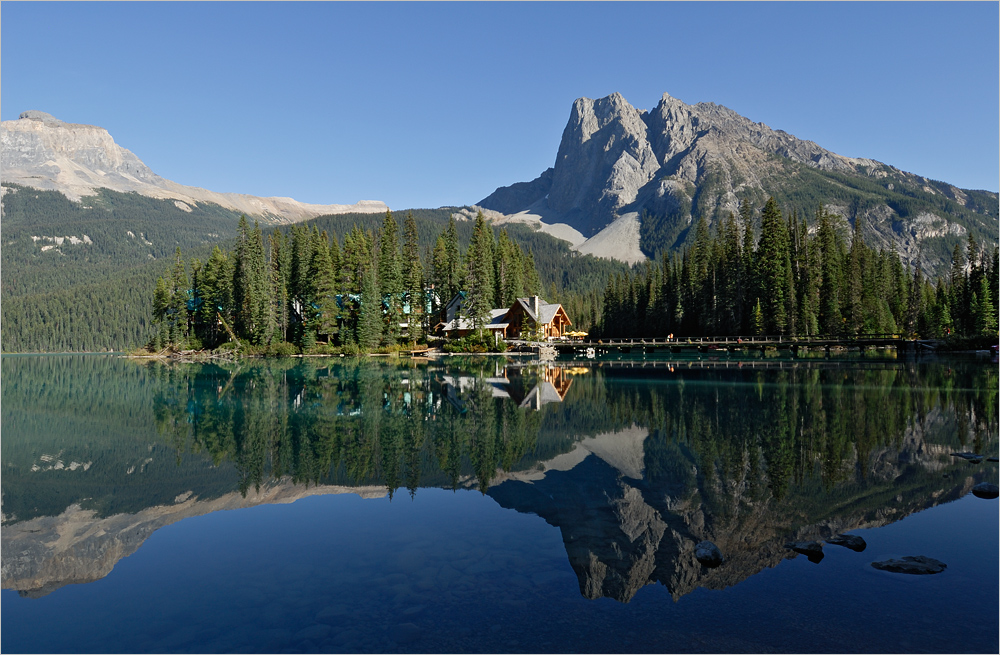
[3,2,998,209]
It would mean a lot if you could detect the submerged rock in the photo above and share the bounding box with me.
[987,457,999,463]
[871,556,946,574]
[825,534,867,552]
[784,541,824,563]
[951,452,984,463]
[971,482,999,499]
[695,540,724,568]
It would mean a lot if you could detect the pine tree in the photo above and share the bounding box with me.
[402,212,424,343]
[817,208,843,334]
[268,232,289,345]
[756,198,789,334]
[309,228,338,343]
[168,247,189,344]
[464,212,497,331]
[198,246,233,346]
[442,215,462,301]
[232,216,272,344]
[522,249,542,297]
[377,211,403,345]
[357,259,383,350]
[971,274,998,337]
[494,229,524,309]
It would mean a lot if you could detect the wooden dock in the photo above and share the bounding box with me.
[539,334,938,356]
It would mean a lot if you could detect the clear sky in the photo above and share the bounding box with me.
[3,1,998,209]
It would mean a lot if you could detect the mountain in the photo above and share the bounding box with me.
[488,408,983,603]
[2,482,388,598]
[1,110,387,221]
[480,93,999,274]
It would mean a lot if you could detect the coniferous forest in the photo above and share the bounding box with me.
[148,211,558,352]
[0,186,625,352]
[2,185,997,352]
[597,199,999,341]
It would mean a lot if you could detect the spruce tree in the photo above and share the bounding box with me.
[168,247,189,344]
[377,211,403,345]
[402,212,424,343]
[756,198,789,334]
[357,260,383,350]
[817,209,843,334]
[464,212,497,331]
[309,228,338,343]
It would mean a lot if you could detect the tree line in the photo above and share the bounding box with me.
[151,211,544,352]
[598,198,999,340]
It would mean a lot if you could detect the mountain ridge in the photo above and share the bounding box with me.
[0,111,387,222]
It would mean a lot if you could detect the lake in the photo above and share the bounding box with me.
[1,353,997,653]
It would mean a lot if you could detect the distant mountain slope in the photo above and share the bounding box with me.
[480,92,999,275]
[1,110,387,222]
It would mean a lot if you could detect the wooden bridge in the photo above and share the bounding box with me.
[539,334,938,356]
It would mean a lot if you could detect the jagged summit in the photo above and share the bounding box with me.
[480,92,997,274]
[1,111,387,222]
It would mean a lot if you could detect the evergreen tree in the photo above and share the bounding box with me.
[357,260,383,350]
[232,216,273,345]
[401,212,425,343]
[495,228,525,309]
[522,249,542,297]
[464,212,497,331]
[168,247,189,344]
[971,274,998,337]
[817,208,843,334]
[308,228,338,343]
[756,198,789,333]
[268,232,289,344]
[377,211,403,345]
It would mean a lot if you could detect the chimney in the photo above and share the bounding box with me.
[533,296,540,317]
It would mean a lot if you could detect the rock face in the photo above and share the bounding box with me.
[1,111,387,222]
[479,92,998,274]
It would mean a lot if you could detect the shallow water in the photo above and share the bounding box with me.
[2,353,997,653]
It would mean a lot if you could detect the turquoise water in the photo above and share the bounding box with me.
[2,354,997,653]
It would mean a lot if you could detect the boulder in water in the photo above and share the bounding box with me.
[871,556,946,574]
[784,540,824,563]
[971,482,999,499]
[695,540,724,568]
[825,534,867,552]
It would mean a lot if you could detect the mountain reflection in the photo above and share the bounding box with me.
[2,355,996,601]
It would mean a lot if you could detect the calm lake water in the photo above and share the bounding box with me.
[2,353,997,654]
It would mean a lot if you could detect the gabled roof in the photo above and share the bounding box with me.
[514,297,565,325]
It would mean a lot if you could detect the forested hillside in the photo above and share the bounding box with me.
[602,198,999,340]
[1,185,243,351]
[1,188,625,352]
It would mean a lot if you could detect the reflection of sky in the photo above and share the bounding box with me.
[3,489,997,654]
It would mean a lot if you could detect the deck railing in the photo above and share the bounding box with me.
[549,333,907,346]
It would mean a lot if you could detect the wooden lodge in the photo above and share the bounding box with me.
[437,294,572,341]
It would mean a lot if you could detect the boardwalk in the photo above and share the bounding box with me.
[534,333,938,355]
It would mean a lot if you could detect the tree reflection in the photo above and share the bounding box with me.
[147,357,997,509]
[149,358,548,497]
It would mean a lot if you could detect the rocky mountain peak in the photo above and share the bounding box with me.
[479,91,997,273]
